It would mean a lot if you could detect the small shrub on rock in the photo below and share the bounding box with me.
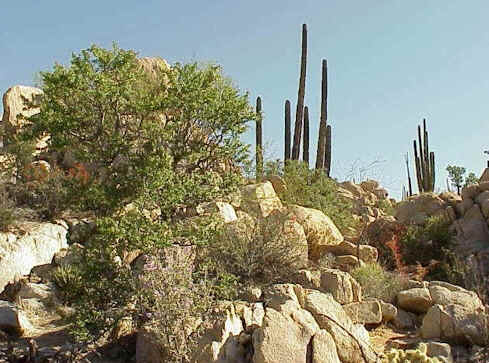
[350,262,409,304]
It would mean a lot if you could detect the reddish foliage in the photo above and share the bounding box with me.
[67,163,90,185]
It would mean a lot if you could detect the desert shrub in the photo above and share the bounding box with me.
[206,210,307,287]
[13,44,256,353]
[377,199,395,216]
[399,215,456,281]
[350,263,409,304]
[52,265,85,302]
[0,185,16,231]
[277,160,358,234]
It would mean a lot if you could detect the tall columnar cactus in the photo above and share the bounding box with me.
[255,96,263,181]
[303,106,309,164]
[291,24,307,160]
[324,125,331,177]
[405,153,413,196]
[284,100,291,161]
[413,119,435,193]
[316,59,328,170]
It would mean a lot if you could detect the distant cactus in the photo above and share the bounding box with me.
[291,24,308,160]
[324,125,331,177]
[405,153,413,196]
[413,119,435,193]
[316,59,328,170]
[303,106,309,164]
[284,100,291,161]
[256,96,263,181]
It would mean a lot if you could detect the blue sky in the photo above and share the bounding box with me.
[2,1,489,198]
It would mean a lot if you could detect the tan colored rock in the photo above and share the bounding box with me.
[425,341,454,363]
[439,192,462,206]
[252,305,318,363]
[455,197,474,216]
[2,85,43,141]
[397,288,433,314]
[479,179,489,190]
[428,281,483,311]
[373,187,389,200]
[379,301,397,322]
[360,179,379,193]
[461,184,481,200]
[312,330,341,363]
[304,291,377,363]
[334,255,364,272]
[266,175,287,194]
[395,193,446,225]
[0,301,33,336]
[322,240,378,264]
[454,204,489,253]
[0,222,68,292]
[343,299,382,325]
[339,181,365,199]
[393,308,417,330]
[241,182,283,218]
[192,304,246,363]
[288,205,343,261]
[320,269,361,304]
[196,201,237,223]
[421,304,486,345]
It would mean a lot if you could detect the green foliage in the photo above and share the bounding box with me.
[465,172,480,187]
[205,210,306,289]
[0,185,16,231]
[350,263,408,304]
[377,199,395,216]
[399,215,455,281]
[446,165,466,194]
[14,44,255,350]
[278,160,358,233]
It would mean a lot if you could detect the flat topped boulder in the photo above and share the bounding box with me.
[2,85,43,132]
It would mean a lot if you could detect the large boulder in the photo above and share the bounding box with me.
[397,287,433,314]
[240,182,283,218]
[343,299,382,325]
[453,204,489,254]
[0,222,68,292]
[2,85,43,144]
[319,269,362,304]
[321,240,378,264]
[395,193,446,225]
[421,304,486,345]
[304,291,378,363]
[311,329,341,363]
[0,300,33,336]
[288,205,343,261]
[428,281,483,311]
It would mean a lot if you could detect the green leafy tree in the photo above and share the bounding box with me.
[446,165,466,195]
[15,44,255,353]
[464,172,479,187]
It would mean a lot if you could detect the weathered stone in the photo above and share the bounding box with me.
[252,305,319,363]
[379,301,397,322]
[266,175,287,194]
[397,287,433,314]
[192,304,246,363]
[0,222,68,292]
[425,341,454,363]
[196,201,237,223]
[0,301,33,336]
[304,291,377,363]
[311,329,341,363]
[320,269,361,304]
[288,205,343,261]
[428,281,483,311]
[395,193,446,225]
[393,308,417,330]
[421,304,486,345]
[343,299,382,325]
[360,180,379,193]
[240,182,283,218]
[334,255,364,272]
[461,184,481,201]
[454,204,489,254]
[322,240,378,264]
[2,85,43,142]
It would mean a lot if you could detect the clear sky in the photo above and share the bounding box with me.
[2,1,489,198]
